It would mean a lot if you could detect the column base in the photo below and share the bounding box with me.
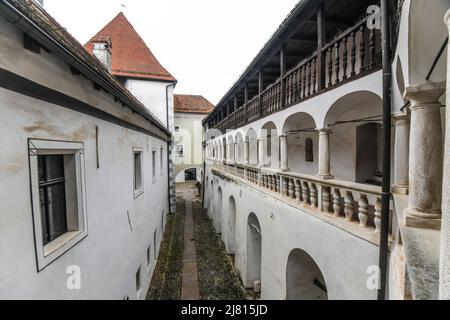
[404,208,441,230]
[392,184,409,195]
[280,168,290,172]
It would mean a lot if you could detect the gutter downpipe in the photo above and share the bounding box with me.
[202,140,207,209]
[378,0,392,301]
[166,82,177,215]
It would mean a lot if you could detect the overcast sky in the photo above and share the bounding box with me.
[44,0,299,105]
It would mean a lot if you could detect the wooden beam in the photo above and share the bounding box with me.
[280,46,286,109]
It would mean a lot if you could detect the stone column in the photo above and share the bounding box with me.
[392,113,410,195]
[258,139,264,168]
[234,142,238,164]
[280,135,289,172]
[244,138,250,165]
[318,128,333,179]
[440,10,450,300]
[404,82,445,230]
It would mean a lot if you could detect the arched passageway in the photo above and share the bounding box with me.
[216,187,223,234]
[228,196,237,254]
[247,213,262,289]
[286,249,328,300]
[261,122,279,169]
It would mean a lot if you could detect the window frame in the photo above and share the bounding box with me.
[174,125,180,133]
[133,148,144,198]
[305,138,314,163]
[175,144,185,158]
[28,139,88,271]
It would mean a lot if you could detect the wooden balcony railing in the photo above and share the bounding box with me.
[212,16,381,133]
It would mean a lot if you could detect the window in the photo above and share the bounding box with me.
[133,149,144,198]
[174,125,180,133]
[136,267,142,297]
[305,138,314,162]
[175,144,184,158]
[38,155,68,245]
[29,139,87,271]
[152,149,157,182]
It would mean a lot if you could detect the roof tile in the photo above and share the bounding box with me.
[174,95,215,114]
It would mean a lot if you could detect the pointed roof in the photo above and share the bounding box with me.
[85,12,176,82]
[174,95,215,114]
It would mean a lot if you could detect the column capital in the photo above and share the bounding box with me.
[404,82,446,109]
[317,127,331,134]
[445,9,450,27]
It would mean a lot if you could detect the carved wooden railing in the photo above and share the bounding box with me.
[212,16,381,132]
[246,96,260,122]
[213,163,384,235]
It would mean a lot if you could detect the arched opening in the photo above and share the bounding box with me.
[261,122,279,168]
[227,136,235,163]
[356,123,383,185]
[286,249,328,300]
[246,128,258,166]
[228,196,237,255]
[236,133,244,164]
[282,112,318,175]
[222,137,227,162]
[247,213,262,290]
[216,187,223,234]
[324,91,382,182]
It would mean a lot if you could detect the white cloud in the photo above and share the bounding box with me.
[44,0,299,105]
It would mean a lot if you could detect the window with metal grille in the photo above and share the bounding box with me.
[38,155,68,245]
[305,138,314,162]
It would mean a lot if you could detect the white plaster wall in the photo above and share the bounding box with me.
[205,167,379,300]
[0,88,168,300]
[0,20,168,300]
[124,79,174,130]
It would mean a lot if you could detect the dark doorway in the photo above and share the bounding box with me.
[185,168,197,181]
[356,123,382,185]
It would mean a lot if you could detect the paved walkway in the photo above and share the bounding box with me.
[181,189,200,300]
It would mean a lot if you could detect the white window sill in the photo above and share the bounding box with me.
[44,231,82,257]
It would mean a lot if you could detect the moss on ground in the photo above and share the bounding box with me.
[193,199,248,300]
[147,197,185,300]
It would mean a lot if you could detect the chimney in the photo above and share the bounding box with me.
[92,36,113,73]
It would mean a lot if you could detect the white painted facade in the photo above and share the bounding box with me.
[0,13,169,300]
[204,0,450,300]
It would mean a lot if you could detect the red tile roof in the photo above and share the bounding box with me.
[85,12,176,82]
[174,95,215,114]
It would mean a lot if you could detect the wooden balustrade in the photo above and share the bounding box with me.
[211,16,382,132]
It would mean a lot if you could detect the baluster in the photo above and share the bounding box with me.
[344,192,354,222]
[282,177,288,197]
[295,180,302,202]
[311,57,317,94]
[301,66,306,99]
[288,179,295,199]
[302,182,310,206]
[374,198,382,233]
[310,184,318,209]
[306,62,311,96]
[358,194,369,228]
[359,25,366,72]
[322,187,331,213]
[277,176,281,193]
[264,175,268,188]
[332,189,342,217]
[369,28,375,69]
[334,42,340,85]
[327,47,333,87]
[350,31,356,77]
[342,37,348,80]
[296,69,301,102]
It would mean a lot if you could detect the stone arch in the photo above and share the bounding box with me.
[227,196,237,254]
[246,213,262,289]
[261,121,279,169]
[282,112,318,175]
[235,132,244,164]
[216,186,223,233]
[245,128,258,166]
[324,91,383,182]
[286,249,328,300]
[227,135,235,163]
